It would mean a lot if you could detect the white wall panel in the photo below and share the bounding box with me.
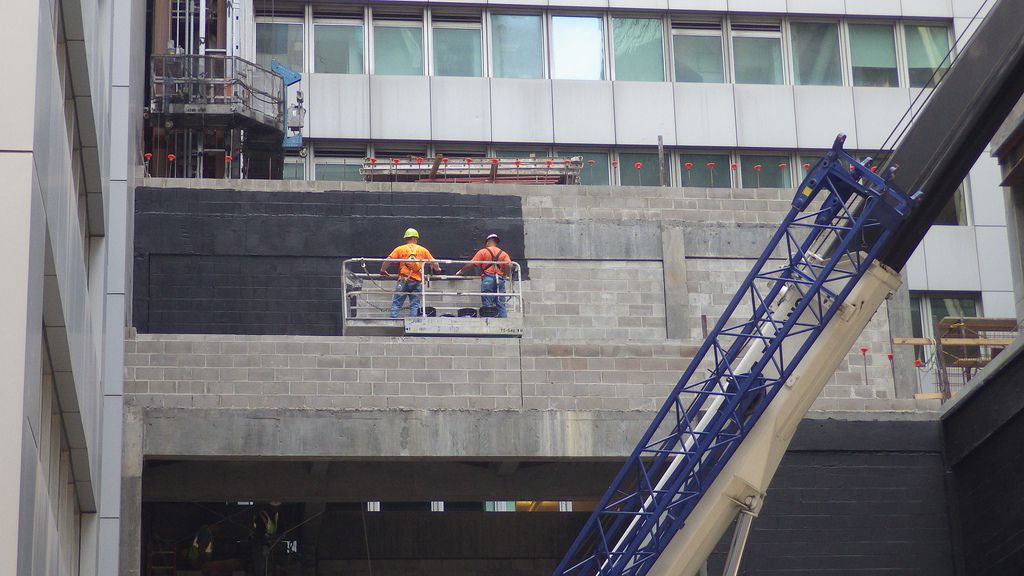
[794,86,858,149]
[787,0,845,13]
[490,79,554,143]
[669,0,727,9]
[967,154,1007,227]
[901,0,952,17]
[922,226,981,291]
[610,0,667,8]
[370,76,431,141]
[674,84,736,147]
[552,80,615,145]
[853,87,911,150]
[729,0,786,12]
[549,0,608,7]
[976,226,1013,291]
[952,0,992,18]
[905,244,928,290]
[981,291,1016,318]
[734,85,797,149]
[846,0,901,16]
[308,74,370,140]
[430,77,492,142]
[614,82,676,146]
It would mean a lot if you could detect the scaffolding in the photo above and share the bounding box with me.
[341,258,524,337]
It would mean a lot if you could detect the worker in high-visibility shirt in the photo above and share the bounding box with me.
[456,233,512,318]
[381,228,441,318]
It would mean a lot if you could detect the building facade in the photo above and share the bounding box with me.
[1,0,143,572]
[116,1,1017,575]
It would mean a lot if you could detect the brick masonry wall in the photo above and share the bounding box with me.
[686,257,898,403]
[523,260,666,341]
[124,334,935,413]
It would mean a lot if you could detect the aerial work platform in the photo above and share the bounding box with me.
[341,258,524,337]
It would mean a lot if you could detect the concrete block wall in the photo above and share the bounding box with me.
[123,335,693,412]
[130,178,922,407]
[124,333,935,415]
[523,260,666,341]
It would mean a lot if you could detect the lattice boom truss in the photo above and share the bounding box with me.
[554,135,914,576]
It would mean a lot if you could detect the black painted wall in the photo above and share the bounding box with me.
[708,419,955,576]
[133,187,527,335]
[943,345,1024,576]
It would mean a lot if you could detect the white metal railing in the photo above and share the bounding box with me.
[342,257,523,325]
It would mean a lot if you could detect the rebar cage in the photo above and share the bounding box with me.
[554,135,913,576]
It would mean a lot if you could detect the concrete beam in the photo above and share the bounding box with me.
[142,408,656,460]
[141,460,622,503]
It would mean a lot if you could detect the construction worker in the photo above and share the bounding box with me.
[381,228,441,318]
[456,233,512,318]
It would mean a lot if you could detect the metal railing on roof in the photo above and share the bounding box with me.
[360,156,584,185]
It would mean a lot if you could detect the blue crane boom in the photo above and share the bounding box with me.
[554,137,912,576]
[556,0,1024,573]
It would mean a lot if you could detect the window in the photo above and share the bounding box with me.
[905,24,951,88]
[849,24,898,87]
[492,14,544,79]
[374,19,423,75]
[618,151,661,187]
[433,15,482,77]
[551,15,605,80]
[910,293,981,368]
[314,22,364,74]
[612,17,665,82]
[557,150,610,186]
[672,22,725,83]
[790,22,842,86]
[740,154,791,188]
[495,149,549,159]
[933,182,969,226]
[256,21,304,72]
[282,158,305,180]
[731,24,783,85]
[679,153,731,188]
[313,148,366,180]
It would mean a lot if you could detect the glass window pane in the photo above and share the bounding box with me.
[732,36,783,85]
[283,161,305,180]
[618,152,661,187]
[933,183,968,225]
[552,16,605,80]
[495,149,548,159]
[791,22,841,86]
[673,34,724,83]
[558,151,610,186]
[905,25,951,88]
[849,24,898,87]
[433,26,482,77]
[314,24,364,74]
[492,15,543,79]
[679,153,731,188]
[374,25,423,75]
[315,163,363,181]
[613,18,665,82]
[256,22,304,72]
[740,154,791,188]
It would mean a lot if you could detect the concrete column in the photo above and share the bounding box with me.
[119,405,144,576]
[886,272,918,399]
[662,223,690,340]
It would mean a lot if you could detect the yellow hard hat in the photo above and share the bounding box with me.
[404,228,420,238]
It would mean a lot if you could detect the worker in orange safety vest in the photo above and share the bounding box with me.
[381,228,441,318]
